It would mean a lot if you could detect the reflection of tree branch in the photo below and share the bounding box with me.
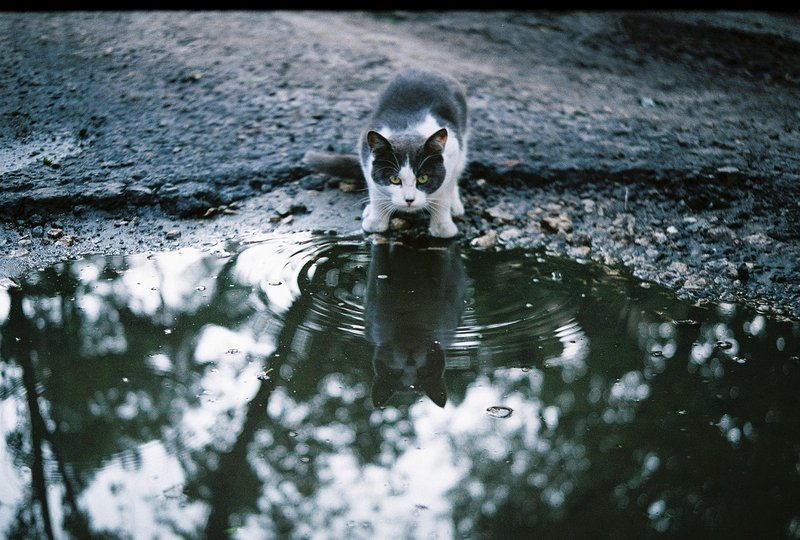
[7,288,94,539]
[203,280,315,539]
[9,289,55,540]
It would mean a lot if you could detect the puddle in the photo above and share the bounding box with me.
[0,231,798,538]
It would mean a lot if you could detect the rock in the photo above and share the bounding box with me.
[339,182,358,193]
[165,229,181,239]
[10,249,29,257]
[47,228,64,239]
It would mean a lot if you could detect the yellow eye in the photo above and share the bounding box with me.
[389,175,401,184]
[417,175,428,184]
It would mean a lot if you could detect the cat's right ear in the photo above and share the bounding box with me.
[371,376,395,408]
[366,131,391,152]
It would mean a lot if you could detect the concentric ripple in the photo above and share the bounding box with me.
[228,233,596,370]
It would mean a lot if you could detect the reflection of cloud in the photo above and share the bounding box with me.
[79,442,203,538]
[121,249,214,317]
[0,289,9,325]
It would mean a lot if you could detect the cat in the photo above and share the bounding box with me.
[304,68,470,238]
[363,237,467,407]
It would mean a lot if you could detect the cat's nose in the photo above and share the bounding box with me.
[404,197,415,206]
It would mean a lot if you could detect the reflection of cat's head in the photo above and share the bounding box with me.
[371,340,448,408]
[364,237,466,408]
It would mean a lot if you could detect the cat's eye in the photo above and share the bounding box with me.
[389,175,401,184]
[417,175,429,184]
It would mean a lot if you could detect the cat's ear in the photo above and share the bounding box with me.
[424,128,448,154]
[425,379,448,408]
[371,376,396,408]
[424,345,448,407]
[366,130,391,152]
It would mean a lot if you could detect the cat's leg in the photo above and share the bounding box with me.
[362,202,390,233]
[428,198,458,238]
[450,182,464,217]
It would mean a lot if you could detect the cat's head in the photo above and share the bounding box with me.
[371,340,448,408]
[365,128,448,212]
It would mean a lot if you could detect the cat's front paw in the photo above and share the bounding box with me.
[451,196,465,218]
[429,220,458,238]
[362,208,390,233]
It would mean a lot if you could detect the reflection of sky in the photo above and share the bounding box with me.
[0,396,25,529]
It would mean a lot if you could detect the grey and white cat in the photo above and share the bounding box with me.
[364,238,467,408]
[304,68,469,238]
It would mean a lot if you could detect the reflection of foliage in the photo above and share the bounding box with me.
[448,285,800,538]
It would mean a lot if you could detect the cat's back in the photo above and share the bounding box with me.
[369,68,468,136]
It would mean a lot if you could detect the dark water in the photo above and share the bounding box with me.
[1,232,798,539]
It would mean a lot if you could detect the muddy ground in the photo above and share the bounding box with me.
[1,11,799,319]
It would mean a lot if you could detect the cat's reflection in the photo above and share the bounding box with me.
[364,237,467,408]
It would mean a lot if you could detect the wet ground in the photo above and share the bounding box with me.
[1,233,798,538]
[1,11,799,320]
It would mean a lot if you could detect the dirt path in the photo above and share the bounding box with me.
[1,11,799,318]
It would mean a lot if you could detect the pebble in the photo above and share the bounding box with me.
[47,228,64,239]
[165,229,181,239]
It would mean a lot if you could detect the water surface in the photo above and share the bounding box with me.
[1,232,798,539]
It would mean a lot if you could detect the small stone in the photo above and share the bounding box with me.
[338,181,357,193]
[682,275,707,290]
[499,228,522,242]
[485,204,516,223]
[668,261,689,274]
[640,96,656,108]
[165,229,181,239]
[471,230,497,249]
[744,233,770,246]
[390,217,410,230]
[56,235,76,247]
[281,215,294,225]
[541,214,572,234]
[0,277,20,289]
[47,228,64,239]
[10,249,29,258]
[572,245,591,257]
[716,166,740,174]
[666,225,679,235]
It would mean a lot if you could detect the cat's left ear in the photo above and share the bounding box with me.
[424,128,448,154]
[366,130,392,152]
